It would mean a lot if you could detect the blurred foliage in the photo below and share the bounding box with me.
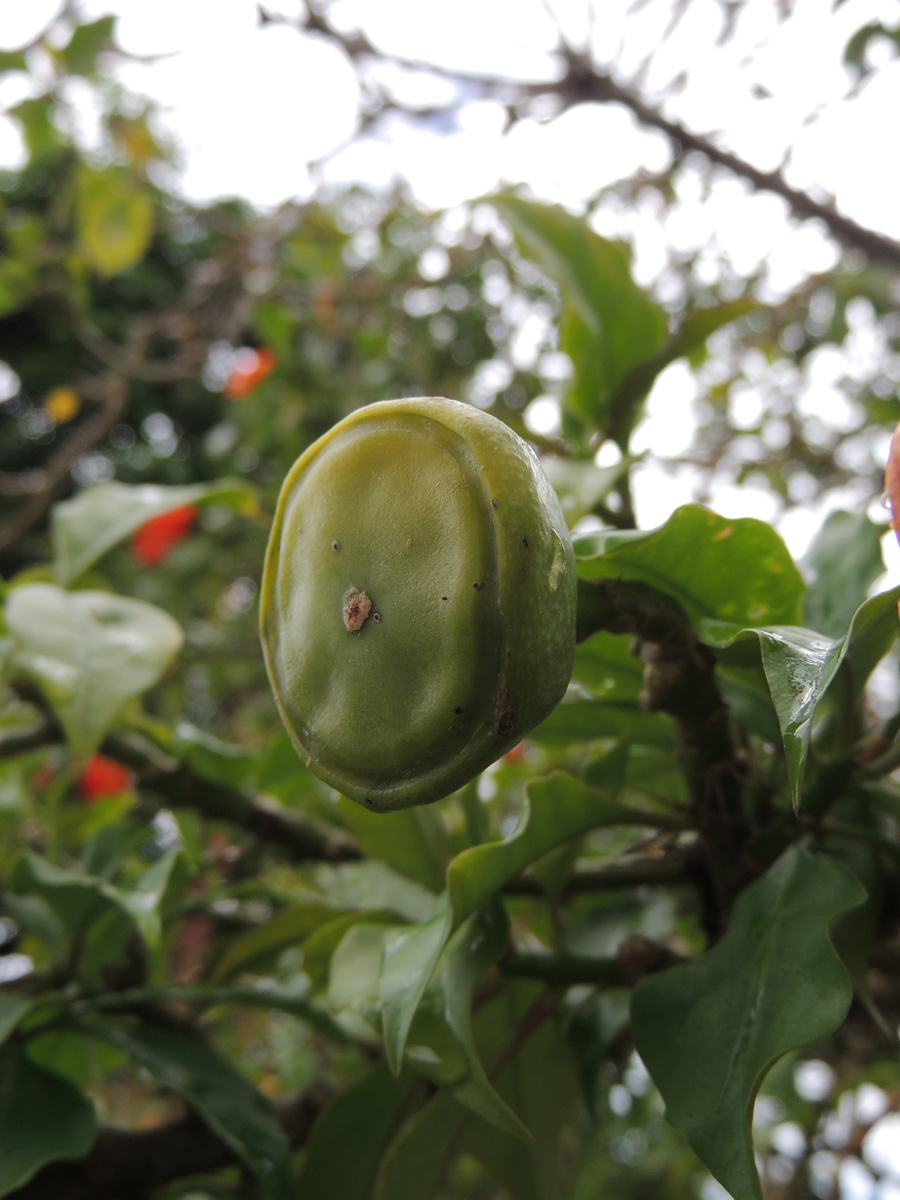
[2,5,900,1200]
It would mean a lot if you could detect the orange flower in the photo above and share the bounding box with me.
[78,754,133,800]
[132,504,199,565]
[44,387,81,424]
[223,347,276,399]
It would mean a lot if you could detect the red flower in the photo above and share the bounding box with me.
[885,422,900,623]
[886,421,900,539]
[78,754,133,800]
[132,504,199,565]
[223,347,276,399]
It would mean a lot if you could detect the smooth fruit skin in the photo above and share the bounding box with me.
[260,397,575,810]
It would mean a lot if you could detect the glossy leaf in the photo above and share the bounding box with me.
[0,1046,96,1197]
[52,478,257,585]
[491,193,666,439]
[77,1016,294,1197]
[702,586,900,807]
[575,504,804,628]
[631,845,865,1200]
[5,583,183,758]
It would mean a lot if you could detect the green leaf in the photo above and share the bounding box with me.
[607,299,757,431]
[77,1016,294,1197]
[75,167,154,276]
[364,903,528,1139]
[52,478,258,586]
[463,980,581,1200]
[0,209,42,317]
[211,861,439,984]
[59,15,116,76]
[212,899,347,985]
[5,583,183,758]
[295,1061,423,1200]
[379,757,640,1073]
[8,95,61,160]
[575,504,805,628]
[0,51,28,75]
[491,193,666,440]
[631,845,865,1200]
[116,848,182,950]
[529,695,673,748]
[335,795,450,892]
[539,456,635,528]
[9,852,156,986]
[312,861,440,923]
[435,904,531,1140]
[447,769,634,921]
[374,1091,469,1200]
[0,1045,96,1197]
[802,510,887,637]
[702,586,900,807]
[0,994,33,1046]
[12,852,139,943]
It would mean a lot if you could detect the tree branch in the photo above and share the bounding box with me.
[8,1081,336,1200]
[557,52,900,270]
[295,9,900,270]
[0,704,360,864]
[0,370,130,554]
[106,731,363,864]
[576,577,753,928]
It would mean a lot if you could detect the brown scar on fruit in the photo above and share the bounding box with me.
[343,587,372,632]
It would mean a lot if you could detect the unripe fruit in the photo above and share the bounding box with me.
[260,397,575,810]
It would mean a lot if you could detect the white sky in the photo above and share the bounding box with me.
[1,0,899,568]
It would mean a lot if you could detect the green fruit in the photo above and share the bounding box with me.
[259,397,575,811]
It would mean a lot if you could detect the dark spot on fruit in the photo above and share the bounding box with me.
[454,706,462,715]
[332,541,340,551]
[441,596,447,601]
[372,612,381,623]
[363,796,375,808]
[522,537,529,548]
[343,587,372,632]
[473,582,484,591]
[491,498,497,508]
[496,706,516,739]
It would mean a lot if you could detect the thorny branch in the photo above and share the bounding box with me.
[287,3,900,270]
